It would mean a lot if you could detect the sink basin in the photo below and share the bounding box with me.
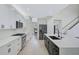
[75,37,79,39]
[49,36,60,40]
[12,33,25,36]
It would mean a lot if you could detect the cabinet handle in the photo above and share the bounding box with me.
[8,48,11,53]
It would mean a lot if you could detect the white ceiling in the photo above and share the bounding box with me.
[13,4,69,18]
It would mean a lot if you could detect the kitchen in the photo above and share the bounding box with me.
[0,4,79,55]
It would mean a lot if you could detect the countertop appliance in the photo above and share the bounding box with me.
[12,33,26,50]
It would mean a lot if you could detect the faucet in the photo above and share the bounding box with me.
[58,28,60,37]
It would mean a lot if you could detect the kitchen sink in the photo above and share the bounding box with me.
[75,37,79,39]
[49,36,60,40]
[12,33,25,36]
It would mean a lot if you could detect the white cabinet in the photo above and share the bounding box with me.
[0,37,21,55]
[0,44,10,55]
[14,38,21,54]
[0,41,16,55]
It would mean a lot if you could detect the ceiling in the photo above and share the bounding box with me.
[13,4,69,18]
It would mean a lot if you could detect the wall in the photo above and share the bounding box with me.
[54,5,79,29]
[23,16,34,41]
[12,4,34,41]
[0,5,17,29]
[38,18,47,24]
[0,4,29,40]
[64,23,79,37]
[47,5,79,36]
[47,18,54,34]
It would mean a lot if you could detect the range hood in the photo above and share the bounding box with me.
[62,16,79,34]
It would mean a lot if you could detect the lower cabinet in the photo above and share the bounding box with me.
[44,35,59,55]
[48,40,59,55]
[44,35,49,49]
[15,38,21,54]
[0,38,21,55]
[0,41,16,55]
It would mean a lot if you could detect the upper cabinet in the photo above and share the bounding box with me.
[0,5,24,29]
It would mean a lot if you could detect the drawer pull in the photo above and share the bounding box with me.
[8,48,11,53]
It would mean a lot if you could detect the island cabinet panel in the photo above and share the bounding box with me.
[48,39,59,55]
[60,48,79,55]
[44,35,59,55]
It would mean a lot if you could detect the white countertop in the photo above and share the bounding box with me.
[0,36,20,48]
[45,34,79,48]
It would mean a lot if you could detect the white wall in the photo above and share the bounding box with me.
[22,16,34,41]
[0,5,24,39]
[47,18,54,34]
[12,4,34,38]
[0,5,33,41]
[38,18,47,24]
[0,5,17,29]
[47,5,79,36]
[32,18,38,30]
[65,23,79,37]
[54,5,79,28]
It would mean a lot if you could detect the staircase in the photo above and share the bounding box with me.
[62,16,79,34]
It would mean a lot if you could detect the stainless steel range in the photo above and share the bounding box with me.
[12,33,26,50]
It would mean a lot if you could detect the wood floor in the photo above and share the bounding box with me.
[18,34,48,55]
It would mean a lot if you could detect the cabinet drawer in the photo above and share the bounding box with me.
[0,38,21,55]
[0,42,13,55]
[0,45,9,55]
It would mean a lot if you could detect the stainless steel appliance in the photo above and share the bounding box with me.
[39,24,47,40]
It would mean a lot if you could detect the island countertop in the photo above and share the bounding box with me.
[45,34,79,48]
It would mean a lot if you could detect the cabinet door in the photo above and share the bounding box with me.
[0,38,21,55]
[0,45,9,55]
[15,38,21,54]
[48,40,59,55]
[44,35,49,49]
[6,41,17,55]
[48,40,53,55]
[10,38,21,55]
[0,42,14,55]
[8,40,17,55]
